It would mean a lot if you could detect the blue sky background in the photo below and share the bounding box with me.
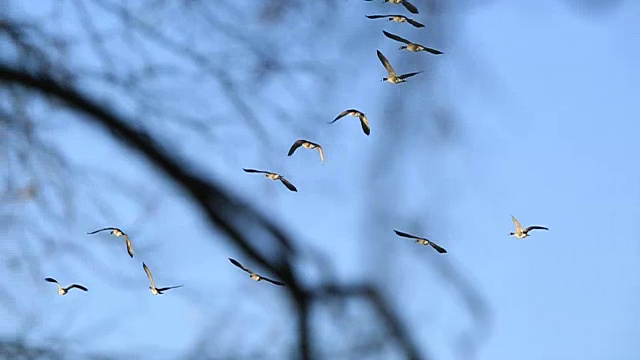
[2,1,639,359]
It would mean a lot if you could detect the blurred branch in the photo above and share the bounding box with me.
[0,63,310,357]
[313,283,426,360]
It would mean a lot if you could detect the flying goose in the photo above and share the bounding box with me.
[45,278,88,295]
[383,31,443,55]
[87,227,134,258]
[228,258,285,286]
[243,168,297,192]
[143,262,183,295]
[509,215,549,239]
[288,140,325,164]
[393,230,447,254]
[365,14,425,28]
[366,0,419,14]
[377,50,423,84]
[329,109,370,135]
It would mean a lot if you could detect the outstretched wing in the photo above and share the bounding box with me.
[423,47,444,55]
[288,140,305,156]
[398,71,422,80]
[243,168,269,174]
[376,50,396,76]
[406,18,425,28]
[402,0,419,14]
[68,284,88,292]
[359,115,371,136]
[317,146,325,164]
[157,285,183,292]
[429,242,448,254]
[45,277,59,284]
[143,262,156,289]
[87,227,119,235]
[124,235,134,258]
[525,226,549,233]
[261,276,285,286]
[279,177,298,192]
[365,15,390,19]
[383,30,411,45]
[394,229,420,240]
[511,215,523,233]
[229,258,253,275]
[330,110,351,124]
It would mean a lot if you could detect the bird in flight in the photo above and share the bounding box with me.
[330,109,370,135]
[243,168,298,192]
[383,31,443,55]
[377,50,422,84]
[45,278,88,295]
[87,227,134,258]
[228,258,285,286]
[509,215,549,239]
[288,139,325,164]
[143,262,183,295]
[365,0,419,14]
[393,230,447,254]
[365,14,424,28]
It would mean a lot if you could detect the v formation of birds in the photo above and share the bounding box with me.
[44,1,548,297]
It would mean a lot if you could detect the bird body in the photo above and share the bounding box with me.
[509,215,549,239]
[330,109,370,135]
[382,31,443,55]
[243,168,298,192]
[229,258,285,286]
[394,230,447,253]
[87,227,134,258]
[365,14,424,28]
[45,278,88,295]
[288,139,325,164]
[377,50,422,84]
[143,262,182,295]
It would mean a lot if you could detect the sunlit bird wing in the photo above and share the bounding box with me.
[359,116,371,135]
[511,215,523,233]
[317,146,325,164]
[143,262,156,289]
[124,235,134,258]
[377,50,396,76]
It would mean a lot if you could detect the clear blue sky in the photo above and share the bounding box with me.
[2,1,639,359]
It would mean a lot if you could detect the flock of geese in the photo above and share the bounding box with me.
[44,0,549,296]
